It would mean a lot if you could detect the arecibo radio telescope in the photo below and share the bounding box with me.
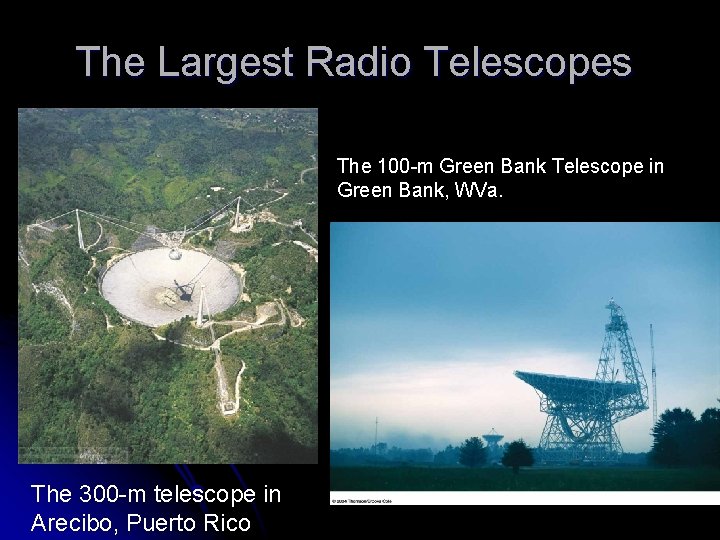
[515,299,649,462]
[24,160,319,420]
[29,204,248,328]
[101,247,239,327]
[25,197,268,416]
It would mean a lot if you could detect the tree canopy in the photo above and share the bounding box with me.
[434,444,460,466]
[649,406,720,467]
[458,437,487,468]
[501,439,534,473]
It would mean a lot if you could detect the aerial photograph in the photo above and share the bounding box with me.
[330,222,720,490]
[18,108,318,463]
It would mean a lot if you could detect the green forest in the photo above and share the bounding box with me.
[18,108,318,463]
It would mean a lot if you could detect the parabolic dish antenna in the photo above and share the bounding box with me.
[101,248,240,327]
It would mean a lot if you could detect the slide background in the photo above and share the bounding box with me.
[9,22,713,536]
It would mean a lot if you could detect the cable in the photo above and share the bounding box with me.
[127,253,153,286]
[79,209,170,233]
[80,210,160,243]
[35,182,288,250]
[187,256,214,285]
[189,187,288,234]
[30,209,76,226]
[186,197,242,233]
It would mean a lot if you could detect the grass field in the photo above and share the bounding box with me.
[330,466,720,491]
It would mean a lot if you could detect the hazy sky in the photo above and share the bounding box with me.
[330,222,720,453]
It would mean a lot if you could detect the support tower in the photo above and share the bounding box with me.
[76,209,84,251]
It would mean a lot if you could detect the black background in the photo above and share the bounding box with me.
[9,20,713,536]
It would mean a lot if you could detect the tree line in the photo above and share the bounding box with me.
[330,437,534,473]
[649,404,720,467]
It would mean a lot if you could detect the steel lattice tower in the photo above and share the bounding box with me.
[515,299,649,463]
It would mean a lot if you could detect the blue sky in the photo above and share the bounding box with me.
[330,222,720,452]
